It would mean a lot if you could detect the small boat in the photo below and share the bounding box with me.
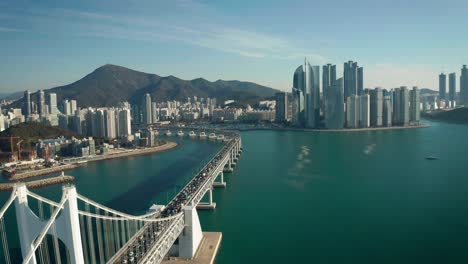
[165,130,172,136]
[177,130,184,137]
[208,133,216,140]
[425,156,438,160]
[76,160,88,165]
[216,134,225,141]
[189,131,196,138]
[199,132,207,139]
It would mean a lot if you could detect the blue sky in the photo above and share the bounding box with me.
[1,0,467,93]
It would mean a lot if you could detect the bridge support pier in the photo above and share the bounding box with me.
[213,172,226,188]
[178,205,203,258]
[197,188,216,210]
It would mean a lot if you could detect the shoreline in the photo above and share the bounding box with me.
[9,141,178,181]
[236,124,430,132]
[0,175,75,192]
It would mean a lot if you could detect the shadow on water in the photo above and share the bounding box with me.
[105,145,216,213]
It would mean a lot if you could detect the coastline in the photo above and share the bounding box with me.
[9,141,178,181]
[0,175,75,192]
[236,124,430,132]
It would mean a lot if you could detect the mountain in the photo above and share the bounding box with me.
[421,108,468,124]
[10,64,279,108]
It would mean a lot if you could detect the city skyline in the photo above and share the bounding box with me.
[1,0,468,93]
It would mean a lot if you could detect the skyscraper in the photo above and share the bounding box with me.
[48,93,58,115]
[292,65,305,126]
[37,90,45,116]
[346,95,359,128]
[275,92,288,122]
[142,93,152,124]
[448,72,456,103]
[344,61,363,100]
[382,96,392,127]
[357,67,364,95]
[305,61,320,128]
[104,109,116,139]
[118,109,132,137]
[461,65,468,107]
[410,86,420,124]
[70,100,77,114]
[395,86,410,126]
[392,88,401,125]
[439,73,447,102]
[370,88,383,127]
[358,94,370,128]
[322,64,337,120]
[325,78,344,129]
[23,90,31,118]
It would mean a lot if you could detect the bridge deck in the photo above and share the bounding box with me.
[162,232,222,264]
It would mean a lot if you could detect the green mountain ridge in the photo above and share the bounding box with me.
[10,64,279,108]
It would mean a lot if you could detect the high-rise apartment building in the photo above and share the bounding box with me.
[305,61,320,128]
[23,90,31,118]
[37,90,45,116]
[275,92,288,122]
[48,93,58,114]
[370,88,383,127]
[439,73,447,101]
[142,93,152,124]
[461,65,468,107]
[325,78,344,129]
[104,109,116,139]
[292,65,305,126]
[344,61,363,100]
[359,94,370,128]
[118,109,132,137]
[410,86,420,124]
[393,87,409,126]
[448,72,456,103]
[382,96,392,127]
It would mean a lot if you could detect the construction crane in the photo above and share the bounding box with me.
[0,136,20,161]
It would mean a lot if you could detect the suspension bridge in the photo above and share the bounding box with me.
[0,128,242,264]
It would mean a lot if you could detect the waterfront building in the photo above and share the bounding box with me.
[322,64,337,120]
[305,61,320,128]
[461,65,468,107]
[359,94,370,128]
[142,93,152,124]
[292,65,305,126]
[151,102,159,123]
[346,95,358,128]
[37,90,45,116]
[410,86,420,124]
[370,88,383,127]
[449,72,456,104]
[325,78,344,129]
[118,109,131,137]
[382,96,392,127]
[93,110,105,138]
[439,73,447,102]
[104,109,117,139]
[392,88,401,125]
[393,87,409,126]
[344,61,363,100]
[275,92,288,122]
[357,67,364,95]
[48,93,58,114]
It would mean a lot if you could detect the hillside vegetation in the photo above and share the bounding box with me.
[0,122,79,151]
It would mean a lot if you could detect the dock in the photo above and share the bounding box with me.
[162,232,222,264]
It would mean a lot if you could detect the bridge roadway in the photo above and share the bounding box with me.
[108,130,241,264]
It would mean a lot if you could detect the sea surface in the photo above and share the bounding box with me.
[2,121,468,263]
